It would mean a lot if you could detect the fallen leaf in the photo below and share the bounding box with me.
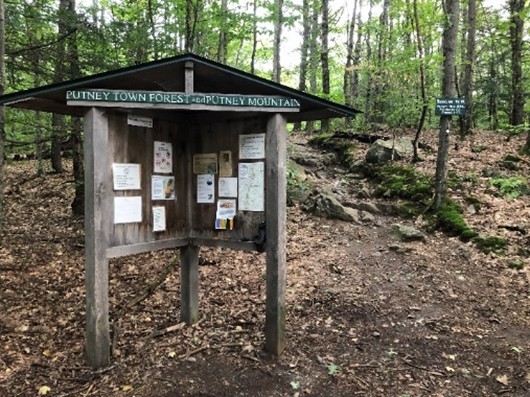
[122,384,134,391]
[445,366,455,372]
[38,385,51,395]
[167,351,176,358]
[496,374,509,385]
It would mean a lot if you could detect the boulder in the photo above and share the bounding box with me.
[391,223,426,242]
[365,137,414,164]
[304,189,360,223]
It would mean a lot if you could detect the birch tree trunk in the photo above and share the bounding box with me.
[433,0,460,210]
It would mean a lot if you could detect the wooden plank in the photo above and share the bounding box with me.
[106,238,190,258]
[180,244,199,324]
[190,237,258,252]
[185,62,194,94]
[264,114,287,355]
[84,108,111,368]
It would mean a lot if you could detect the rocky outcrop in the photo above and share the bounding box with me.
[365,137,414,164]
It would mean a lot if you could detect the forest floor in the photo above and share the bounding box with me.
[1,128,529,397]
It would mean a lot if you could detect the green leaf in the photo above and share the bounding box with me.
[290,380,300,390]
[326,363,341,375]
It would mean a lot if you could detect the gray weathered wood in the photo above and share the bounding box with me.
[185,62,194,94]
[264,113,287,355]
[190,237,258,252]
[67,100,299,113]
[84,108,111,368]
[106,238,190,258]
[180,244,199,324]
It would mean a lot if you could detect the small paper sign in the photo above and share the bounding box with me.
[152,206,166,232]
[154,141,173,173]
[239,133,265,159]
[127,114,153,128]
[114,196,142,224]
[112,163,141,190]
[151,176,175,200]
[197,174,215,203]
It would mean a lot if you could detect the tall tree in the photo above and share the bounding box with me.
[294,0,311,130]
[344,0,359,112]
[508,0,525,127]
[320,0,330,131]
[250,0,258,74]
[306,0,320,132]
[272,0,283,83]
[459,0,477,137]
[0,0,5,238]
[411,0,428,162]
[433,0,460,210]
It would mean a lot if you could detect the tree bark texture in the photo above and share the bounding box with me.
[294,0,311,131]
[460,0,476,137]
[320,0,330,131]
[272,0,284,83]
[508,0,525,127]
[433,0,460,211]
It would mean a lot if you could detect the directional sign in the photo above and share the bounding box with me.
[435,98,466,116]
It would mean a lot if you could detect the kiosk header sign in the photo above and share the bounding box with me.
[66,89,301,110]
[435,98,466,116]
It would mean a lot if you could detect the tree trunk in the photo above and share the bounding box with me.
[320,0,330,131]
[433,0,460,211]
[68,0,84,216]
[306,0,320,133]
[459,0,476,138]
[272,0,284,83]
[344,0,358,114]
[147,0,158,60]
[352,1,363,104]
[411,0,427,162]
[0,0,5,238]
[363,3,373,122]
[509,0,525,127]
[250,0,258,74]
[294,0,311,131]
[51,0,72,174]
[217,0,228,63]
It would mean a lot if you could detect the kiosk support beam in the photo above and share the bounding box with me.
[265,114,287,355]
[84,107,111,368]
[180,244,199,323]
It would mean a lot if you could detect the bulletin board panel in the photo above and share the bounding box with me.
[107,112,188,250]
[105,111,270,255]
[189,116,268,243]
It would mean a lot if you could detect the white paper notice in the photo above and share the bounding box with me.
[114,196,142,224]
[238,162,264,211]
[154,141,173,173]
[218,177,238,198]
[239,133,266,159]
[152,206,166,232]
[151,176,175,200]
[112,163,141,190]
[197,174,215,203]
[216,199,237,219]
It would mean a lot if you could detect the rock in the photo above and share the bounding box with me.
[365,138,414,164]
[304,189,360,223]
[360,211,376,224]
[391,223,426,242]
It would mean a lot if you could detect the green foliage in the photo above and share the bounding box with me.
[434,200,478,241]
[373,164,432,204]
[489,176,528,199]
[473,236,507,255]
[287,163,311,205]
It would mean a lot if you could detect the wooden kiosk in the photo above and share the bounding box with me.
[0,53,360,368]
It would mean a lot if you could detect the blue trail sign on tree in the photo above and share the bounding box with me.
[435,98,466,116]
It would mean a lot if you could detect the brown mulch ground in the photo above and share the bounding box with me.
[1,129,529,396]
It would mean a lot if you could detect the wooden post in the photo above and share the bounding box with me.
[180,244,199,323]
[185,61,194,94]
[265,114,287,355]
[84,107,111,368]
